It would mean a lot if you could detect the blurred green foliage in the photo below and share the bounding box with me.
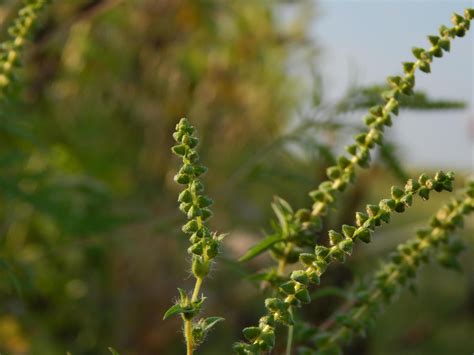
[0,1,471,355]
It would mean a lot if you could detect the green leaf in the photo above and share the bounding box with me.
[202,317,225,332]
[238,235,284,262]
[108,347,120,355]
[163,303,185,320]
[271,196,292,235]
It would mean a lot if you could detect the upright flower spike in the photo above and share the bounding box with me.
[242,7,474,282]
[234,172,454,354]
[313,182,474,353]
[164,118,224,355]
[0,0,51,96]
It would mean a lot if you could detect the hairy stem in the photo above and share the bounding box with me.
[185,320,193,355]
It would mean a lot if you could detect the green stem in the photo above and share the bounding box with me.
[184,277,203,355]
[184,320,193,355]
[191,277,203,302]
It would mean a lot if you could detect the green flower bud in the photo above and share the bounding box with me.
[300,253,316,266]
[366,204,380,217]
[206,240,219,259]
[339,238,353,255]
[364,114,377,126]
[342,224,357,238]
[188,242,203,256]
[394,201,406,213]
[379,211,391,223]
[428,35,440,45]
[179,202,192,213]
[200,208,213,221]
[465,8,474,20]
[315,245,330,258]
[369,105,384,117]
[197,196,213,208]
[290,270,309,285]
[451,13,464,25]
[265,298,286,312]
[327,166,342,180]
[190,180,204,194]
[242,327,261,342]
[400,194,413,207]
[419,187,430,200]
[418,173,429,185]
[387,75,402,87]
[379,198,396,211]
[196,226,210,238]
[174,173,190,185]
[193,165,208,176]
[434,171,446,181]
[429,45,443,58]
[295,288,311,304]
[309,190,325,202]
[173,131,184,142]
[404,179,420,193]
[385,98,399,115]
[329,230,343,245]
[259,330,275,348]
[356,228,371,243]
[183,135,199,149]
[402,62,415,74]
[438,38,450,51]
[178,189,193,203]
[355,133,367,145]
[182,220,200,234]
[412,47,425,59]
[346,144,358,156]
[338,155,351,169]
[355,212,369,227]
[419,61,431,73]
[307,269,320,284]
[401,82,414,96]
[187,205,202,219]
[192,257,210,278]
[314,257,328,274]
[280,281,296,295]
[171,144,187,156]
[382,114,393,127]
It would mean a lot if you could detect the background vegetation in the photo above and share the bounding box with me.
[0,1,471,354]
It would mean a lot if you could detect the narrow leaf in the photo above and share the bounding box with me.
[163,303,184,320]
[202,317,225,331]
[239,235,284,262]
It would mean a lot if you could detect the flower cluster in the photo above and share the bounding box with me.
[164,118,224,354]
[310,181,474,354]
[0,0,51,96]
[234,172,454,354]
[242,8,473,283]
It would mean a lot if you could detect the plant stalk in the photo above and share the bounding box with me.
[184,277,203,355]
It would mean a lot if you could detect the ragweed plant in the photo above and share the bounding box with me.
[0,0,51,96]
[234,7,474,355]
[308,182,474,354]
[164,7,474,355]
[164,118,225,355]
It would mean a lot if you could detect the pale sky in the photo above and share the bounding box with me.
[313,0,473,107]
[309,0,473,170]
